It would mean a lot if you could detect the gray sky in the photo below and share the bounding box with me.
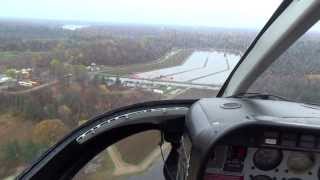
[1,0,283,29]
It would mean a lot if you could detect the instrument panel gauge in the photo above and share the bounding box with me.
[287,152,314,174]
[253,148,283,171]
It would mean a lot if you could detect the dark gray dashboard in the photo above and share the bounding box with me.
[183,98,320,180]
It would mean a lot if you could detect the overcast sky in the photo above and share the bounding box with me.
[0,0,284,29]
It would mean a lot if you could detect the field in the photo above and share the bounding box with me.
[0,51,46,60]
[101,49,193,75]
[115,130,161,165]
[0,52,20,59]
[74,150,116,180]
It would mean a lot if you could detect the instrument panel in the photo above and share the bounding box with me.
[182,98,320,180]
[205,146,320,180]
[204,129,320,180]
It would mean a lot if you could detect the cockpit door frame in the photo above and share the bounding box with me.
[17,99,196,180]
[218,0,320,97]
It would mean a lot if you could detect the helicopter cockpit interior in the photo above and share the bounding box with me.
[16,0,320,180]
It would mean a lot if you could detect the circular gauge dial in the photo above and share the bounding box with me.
[287,152,314,173]
[252,175,272,180]
[253,148,283,171]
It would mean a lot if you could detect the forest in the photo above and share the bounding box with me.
[250,32,320,104]
[0,20,254,70]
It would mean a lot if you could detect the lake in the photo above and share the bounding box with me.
[62,24,88,30]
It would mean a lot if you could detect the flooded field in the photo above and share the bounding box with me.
[135,51,240,86]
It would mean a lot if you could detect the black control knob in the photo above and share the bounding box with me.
[252,175,272,180]
[253,148,283,171]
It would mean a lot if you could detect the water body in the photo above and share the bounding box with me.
[136,51,240,86]
[62,24,88,30]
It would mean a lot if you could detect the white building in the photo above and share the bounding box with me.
[0,75,12,84]
[153,89,164,94]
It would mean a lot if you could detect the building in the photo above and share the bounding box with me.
[0,74,11,84]
[0,74,16,90]
[153,89,164,94]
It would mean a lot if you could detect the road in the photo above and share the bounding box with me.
[97,74,220,90]
[0,80,59,95]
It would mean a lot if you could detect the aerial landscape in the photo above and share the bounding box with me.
[0,19,252,179]
[0,18,320,180]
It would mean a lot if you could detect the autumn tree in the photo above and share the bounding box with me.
[32,119,69,146]
[31,54,44,77]
[58,105,73,126]
[4,69,17,78]
[50,59,68,80]
[72,64,88,83]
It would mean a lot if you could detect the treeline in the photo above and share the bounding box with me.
[63,37,173,66]
[262,33,320,75]
[0,20,68,40]
[250,32,320,104]
[0,82,160,127]
[0,21,257,71]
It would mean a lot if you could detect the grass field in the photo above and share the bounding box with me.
[0,51,48,61]
[101,49,193,75]
[74,150,116,180]
[0,52,20,60]
[115,130,161,165]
